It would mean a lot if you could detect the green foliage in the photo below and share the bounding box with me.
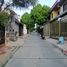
[12,0,38,7]
[21,13,31,26]
[21,13,34,33]
[31,4,50,25]
[0,11,9,26]
[0,0,37,10]
[21,4,50,33]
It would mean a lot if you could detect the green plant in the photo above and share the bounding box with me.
[0,11,9,26]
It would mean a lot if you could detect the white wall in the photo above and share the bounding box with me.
[23,24,27,35]
[11,22,18,36]
[60,5,63,14]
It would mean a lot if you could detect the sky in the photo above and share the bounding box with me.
[13,0,56,17]
[38,0,56,7]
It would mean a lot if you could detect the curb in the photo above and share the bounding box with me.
[0,34,28,67]
[46,40,67,56]
[53,44,67,56]
[1,46,20,67]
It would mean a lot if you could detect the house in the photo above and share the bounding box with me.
[5,10,19,41]
[0,9,23,45]
[43,0,67,39]
[49,0,67,39]
[50,0,60,20]
[43,0,60,38]
[6,9,23,41]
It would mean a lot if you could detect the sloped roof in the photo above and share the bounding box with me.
[50,0,60,13]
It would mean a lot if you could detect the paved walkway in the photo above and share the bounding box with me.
[46,38,67,55]
[5,32,67,67]
[0,35,27,67]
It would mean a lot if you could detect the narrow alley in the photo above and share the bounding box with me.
[5,32,67,67]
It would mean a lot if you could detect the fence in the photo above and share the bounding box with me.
[50,14,67,40]
[43,23,50,36]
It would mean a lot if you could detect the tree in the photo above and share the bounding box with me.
[31,4,50,25]
[21,13,35,33]
[21,13,31,33]
[12,0,38,7]
[0,0,4,10]
[0,0,38,10]
[0,11,10,26]
[21,4,50,33]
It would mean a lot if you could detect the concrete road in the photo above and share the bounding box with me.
[5,32,67,67]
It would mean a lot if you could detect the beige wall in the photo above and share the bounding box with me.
[43,23,50,36]
[50,9,60,20]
